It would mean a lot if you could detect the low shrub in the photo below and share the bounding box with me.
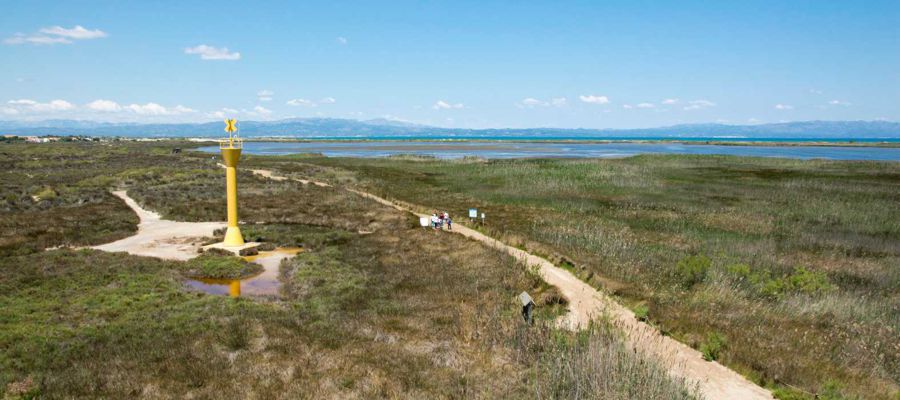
[633,303,650,322]
[700,332,726,361]
[785,266,833,295]
[676,255,711,287]
[725,263,752,280]
[184,255,262,279]
[724,264,834,300]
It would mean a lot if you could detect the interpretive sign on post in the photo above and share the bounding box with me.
[419,216,430,229]
[481,212,485,225]
[469,208,478,218]
[519,291,535,324]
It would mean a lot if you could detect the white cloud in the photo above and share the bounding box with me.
[4,34,71,45]
[7,99,37,106]
[747,118,761,123]
[286,97,335,107]
[828,100,851,106]
[622,104,633,109]
[518,98,547,108]
[253,105,272,116]
[209,107,240,119]
[4,25,107,46]
[6,98,204,119]
[809,89,823,95]
[257,90,274,102]
[518,97,567,109]
[173,105,196,114]
[7,99,75,112]
[433,100,464,110]
[579,95,610,104]
[39,25,107,39]
[636,102,655,109]
[662,98,679,105]
[122,102,196,115]
[336,37,348,45]
[184,45,241,60]
[42,100,75,111]
[286,98,316,107]
[1,107,20,115]
[126,103,168,115]
[86,99,121,112]
[683,100,716,110]
[774,104,794,110]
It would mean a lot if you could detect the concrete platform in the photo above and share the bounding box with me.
[201,242,262,256]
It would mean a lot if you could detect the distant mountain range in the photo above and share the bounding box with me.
[1,118,898,139]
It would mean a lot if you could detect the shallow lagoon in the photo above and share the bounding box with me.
[200,141,900,161]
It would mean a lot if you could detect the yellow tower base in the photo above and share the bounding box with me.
[223,226,244,246]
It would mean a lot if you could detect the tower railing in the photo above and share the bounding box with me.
[219,136,243,149]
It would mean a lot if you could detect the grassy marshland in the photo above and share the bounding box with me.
[248,153,900,399]
[0,142,697,398]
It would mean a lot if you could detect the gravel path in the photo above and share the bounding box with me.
[92,191,224,261]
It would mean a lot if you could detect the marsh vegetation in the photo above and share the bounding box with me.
[1,142,697,398]
[258,153,899,399]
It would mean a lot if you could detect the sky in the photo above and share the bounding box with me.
[0,0,898,129]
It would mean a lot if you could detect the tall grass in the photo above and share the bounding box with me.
[289,153,900,398]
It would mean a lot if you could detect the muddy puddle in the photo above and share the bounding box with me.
[187,247,302,297]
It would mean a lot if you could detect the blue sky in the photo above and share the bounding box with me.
[1,0,897,128]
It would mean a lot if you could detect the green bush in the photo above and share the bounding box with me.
[676,255,711,287]
[725,263,834,300]
[633,303,650,322]
[185,255,262,279]
[700,332,726,361]
[786,266,833,295]
[725,263,752,280]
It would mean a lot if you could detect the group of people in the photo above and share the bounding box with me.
[430,211,452,230]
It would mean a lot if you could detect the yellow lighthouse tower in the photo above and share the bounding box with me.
[221,119,244,247]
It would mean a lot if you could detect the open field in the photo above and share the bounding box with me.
[0,142,697,398]
[244,152,900,399]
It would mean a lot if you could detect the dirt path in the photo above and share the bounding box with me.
[92,191,224,261]
[253,169,773,400]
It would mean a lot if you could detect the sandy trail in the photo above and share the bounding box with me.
[252,169,773,400]
[92,191,224,261]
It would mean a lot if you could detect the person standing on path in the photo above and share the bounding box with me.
[446,212,452,230]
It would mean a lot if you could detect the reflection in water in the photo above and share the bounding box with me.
[187,247,302,297]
